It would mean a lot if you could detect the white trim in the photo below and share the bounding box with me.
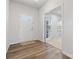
[63,51,73,58]
[6,45,10,53]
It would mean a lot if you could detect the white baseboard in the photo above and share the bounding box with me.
[63,51,73,58]
[6,45,10,53]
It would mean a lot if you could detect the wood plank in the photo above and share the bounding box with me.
[7,40,71,59]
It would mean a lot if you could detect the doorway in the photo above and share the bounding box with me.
[19,15,33,42]
[44,6,63,49]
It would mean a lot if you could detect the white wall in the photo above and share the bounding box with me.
[6,0,10,52]
[7,0,73,57]
[38,0,63,51]
[63,0,73,58]
[39,0,73,58]
[39,0,63,41]
[8,1,40,44]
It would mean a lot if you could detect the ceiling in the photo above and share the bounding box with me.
[46,6,61,17]
[11,0,48,8]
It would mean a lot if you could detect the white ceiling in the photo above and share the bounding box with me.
[11,0,48,8]
[47,6,61,17]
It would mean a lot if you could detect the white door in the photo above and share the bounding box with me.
[19,16,33,42]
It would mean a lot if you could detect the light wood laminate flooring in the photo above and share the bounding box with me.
[7,40,71,59]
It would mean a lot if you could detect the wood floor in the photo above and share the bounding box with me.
[6,40,71,59]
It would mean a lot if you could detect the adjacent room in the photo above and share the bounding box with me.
[6,0,73,59]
